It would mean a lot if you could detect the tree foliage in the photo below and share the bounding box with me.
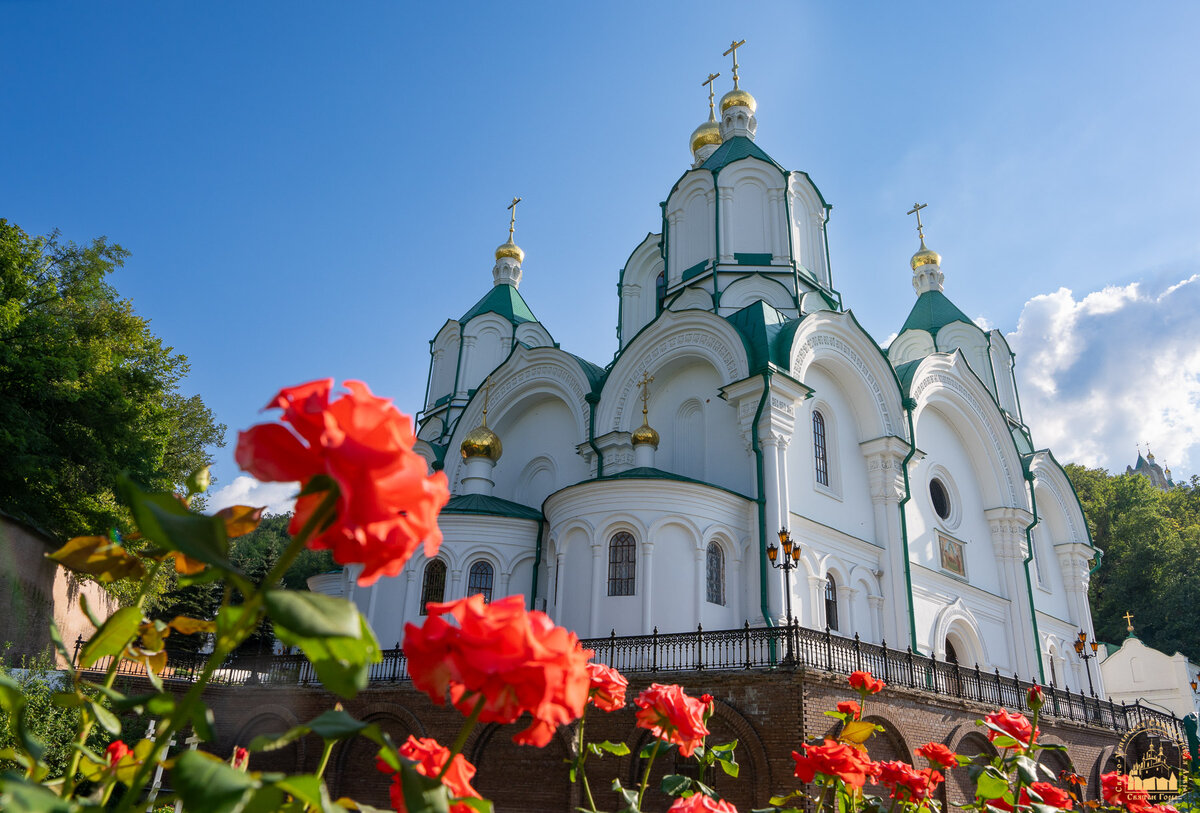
[1066,464,1200,662]
[0,219,226,545]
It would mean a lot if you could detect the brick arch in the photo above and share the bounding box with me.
[947,730,998,806]
[860,714,913,799]
[624,700,772,811]
[332,706,425,807]
[1093,745,1120,802]
[466,721,578,812]
[231,706,306,775]
[1037,746,1076,791]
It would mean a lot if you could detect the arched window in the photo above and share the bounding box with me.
[608,532,636,596]
[813,410,829,487]
[824,574,839,631]
[655,271,666,314]
[467,560,494,603]
[420,559,446,615]
[705,542,725,606]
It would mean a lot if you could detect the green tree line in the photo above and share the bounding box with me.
[1066,464,1200,662]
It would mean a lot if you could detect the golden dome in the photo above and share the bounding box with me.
[720,88,757,114]
[631,422,660,448]
[910,238,941,271]
[495,238,524,263]
[460,424,502,462]
[690,118,722,154]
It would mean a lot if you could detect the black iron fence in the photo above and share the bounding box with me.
[73,621,1183,739]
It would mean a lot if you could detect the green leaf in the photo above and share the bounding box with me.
[80,605,142,666]
[398,758,451,813]
[611,778,640,813]
[265,590,361,639]
[274,612,381,699]
[117,474,237,572]
[710,740,738,754]
[640,740,673,759]
[79,593,103,629]
[191,705,216,742]
[0,776,77,812]
[717,754,740,778]
[0,676,44,761]
[592,740,630,757]
[87,699,121,735]
[975,766,1010,800]
[46,534,145,583]
[173,750,261,813]
[48,618,73,667]
[694,779,717,798]
[454,800,495,813]
[660,774,693,796]
[51,692,83,708]
[275,774,329,809]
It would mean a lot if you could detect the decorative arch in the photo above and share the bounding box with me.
[619,232,666,346]
[516,455,558,507]
[720,275,795,313]
[1027,452,1087,544]
[788,311,903,440]
[674,398,705,480]
[597,309,751,434]
[908,352,1025,508]
[669,287,715,312]
[230,707,306,774]
[888,330,937,367]
[931,598,989,668]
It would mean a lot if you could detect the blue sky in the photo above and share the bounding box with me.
[4,2,1200,505]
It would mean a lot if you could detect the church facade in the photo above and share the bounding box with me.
[316,58,1102,692]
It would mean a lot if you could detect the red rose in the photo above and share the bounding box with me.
[232,746,249,771]
[376,736,482,813]
[1027,781,1073,810]
[236,379,450,586]
[848,670,885,694]
[875,760,943,801]
[916,742,957,770]
[1027,683,1045,712]
[837,700,862,720]
[105,740,131,767]
[792,739,879,790]
[587,663,629,712]
[668,795,739,813]
[634,683,712,757]
[403,594,592,746]
[983,709,1039,751]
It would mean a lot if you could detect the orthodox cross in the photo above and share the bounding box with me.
[637,371,654,420]
[1124,610,1135,633]
[702,71,721,115]
[723,39,746,88]
[506,196,521,241]
[907,202,928,240]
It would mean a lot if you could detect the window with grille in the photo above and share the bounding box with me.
[467,560,494,603]
[655,271,666,314]
[813,411,829,486]
[608,532,636,596]
[705,542,725,606]
[420,559,446,615]
[824,574,839,631]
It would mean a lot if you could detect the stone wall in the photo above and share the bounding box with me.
[0,513,117,666]
[199,667,1122,812]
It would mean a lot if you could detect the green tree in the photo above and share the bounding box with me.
[1067,464,1200,661]
[0,220,226,552]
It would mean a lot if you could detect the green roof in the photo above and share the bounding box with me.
[894,359,922,398]
[898,290,976,339]
[725,300,793,372]
[442,493,543,521]
[598,467,751,500]
[460,284,538,326]
[566,352,607,394]
[701,136,784,173]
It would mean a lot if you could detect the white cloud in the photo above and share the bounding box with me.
[973,315,994,332]
[1009,274,1200,477]
[206,475,299,517]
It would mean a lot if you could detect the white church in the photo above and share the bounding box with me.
[311,49,1102,692]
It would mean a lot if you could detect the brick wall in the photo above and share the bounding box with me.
[197,666,1123,812]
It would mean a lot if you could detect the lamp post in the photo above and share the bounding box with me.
[1073,629,1099,696]
[767,527,803,662]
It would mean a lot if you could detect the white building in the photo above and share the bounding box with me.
[1100,629,1200,719]
[320,62,1103,690]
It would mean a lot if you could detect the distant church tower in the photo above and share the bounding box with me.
[1126,447,1176,490]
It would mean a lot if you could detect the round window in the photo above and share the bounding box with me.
[930,478,951,520]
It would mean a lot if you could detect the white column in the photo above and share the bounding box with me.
[641,540,656,634]
[718,187,734,263]
[693,545,706,627]
[761,435,784,623]
[860,437,913,648]
[554,551,568,624]
[366,583,380,630]
[843,585,859,638]
[402,569,420,627]
[868,594,884,644]
[449,568,463,602]
[590,542,604,637]
[498,569,511,600]
[808,575,825,628]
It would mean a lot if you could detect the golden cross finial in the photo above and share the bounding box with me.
[723,39,746,89]
[637,370,654,421]
[506,197,522,241]
[1124,611,1135,632]
[481,376,492,426]
[907,202,928,240]
[702,72,721,117]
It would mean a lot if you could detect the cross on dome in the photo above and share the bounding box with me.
[719,38,756,117]
[690,72,724,161]
[632,370,659,449]
[495,196,525,265]
[723,39,745,89]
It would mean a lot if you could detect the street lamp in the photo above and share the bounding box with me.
[1073,629,1099,696]
[767,527,803,662]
